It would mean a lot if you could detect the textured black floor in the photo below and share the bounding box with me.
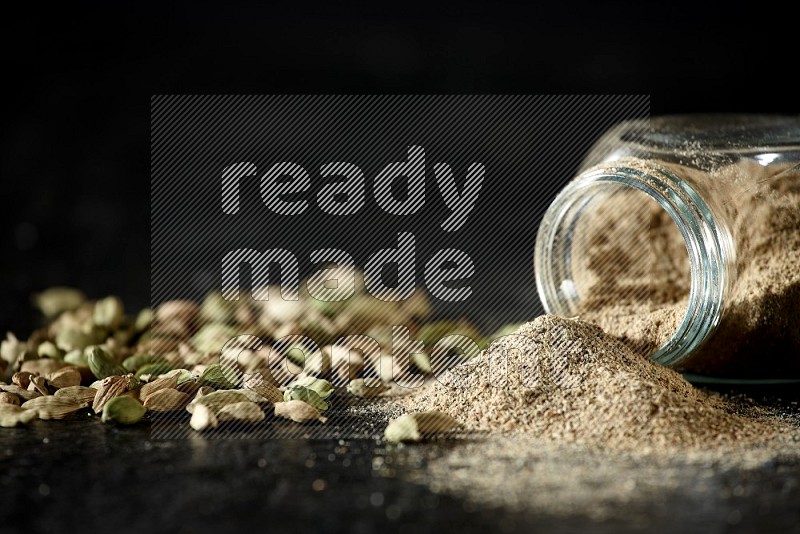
[2,397,799,534]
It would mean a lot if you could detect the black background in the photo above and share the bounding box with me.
[2,2,797,335]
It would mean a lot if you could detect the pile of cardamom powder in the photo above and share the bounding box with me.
[403,315,793,452]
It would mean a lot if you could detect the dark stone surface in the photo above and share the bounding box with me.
[2,393,800,534]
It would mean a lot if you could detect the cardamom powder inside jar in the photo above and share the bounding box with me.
[535,115,800,378]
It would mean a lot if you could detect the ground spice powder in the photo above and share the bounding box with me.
[570,161,800,377]
[406,315,787,451]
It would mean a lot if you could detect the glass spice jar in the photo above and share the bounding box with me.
[534,115,800,378]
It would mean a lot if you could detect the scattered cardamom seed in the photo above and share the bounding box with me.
[0,405,38,427]
[3,285,448,435]
[142,388,191,412]
[274,400,328,424]
[87,346,128,380]
[54,386,97,407]
[186,390,251,414]
[384,411,461,443]
[189,403,218,431]
[101,396,146,425]
[92,375,131,412]
[283,385,328,411]
[217,401,265,424]
[46,367,82,389]
[346,378,391,398]
[33,287,86,318]
[139,374,179,403]
[21,396,85,420]
[0,392,21,406]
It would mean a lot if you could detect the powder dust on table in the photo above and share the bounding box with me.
[405,315,787,452]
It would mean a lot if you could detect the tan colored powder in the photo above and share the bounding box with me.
[406,315,784,452]
[582,301,686,356]
[573,160,800,377]
[574,185,691,312]
[382,150,800,520]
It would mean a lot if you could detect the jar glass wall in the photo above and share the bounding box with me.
[535,115,800,378]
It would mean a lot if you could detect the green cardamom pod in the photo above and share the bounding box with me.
[37,341,63,360]
[346,378,390,398]
[198,364,236,390]
[33,287,86,318]
[101,395,146,425]
[283,385,328,411]
[134,308,153,332]
[191,323,237,353]
[87,346,127,379]
[122,352,158,372]
[134,361,175,379]
[63,349,89,368]
[289,376,334,399]
[92,296,124,329]
[384,411,461,443]
[55,329,94,352]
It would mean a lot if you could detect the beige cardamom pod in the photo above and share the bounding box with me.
[92,375,130,413]
[274,400,327,424]
[0,384,42,402]
[54,386,97,407]
[139,374,179,403]
[384,411,461,443]
[217,401,265,424]
[21,396,85,420]
[142,388,191,412]
[0,392,21,406]
[0,405,38,427]
[27,375,51,396]
[46,367,83,389]
[189,403,218,431]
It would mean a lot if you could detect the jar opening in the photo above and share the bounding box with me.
[534,162,730,367]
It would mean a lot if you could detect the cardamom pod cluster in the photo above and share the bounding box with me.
[1,281,483,434]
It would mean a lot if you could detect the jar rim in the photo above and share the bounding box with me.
[534,161,732,367]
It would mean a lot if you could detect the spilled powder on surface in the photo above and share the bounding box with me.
[390,315,800,519]
[404,315,787,452]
